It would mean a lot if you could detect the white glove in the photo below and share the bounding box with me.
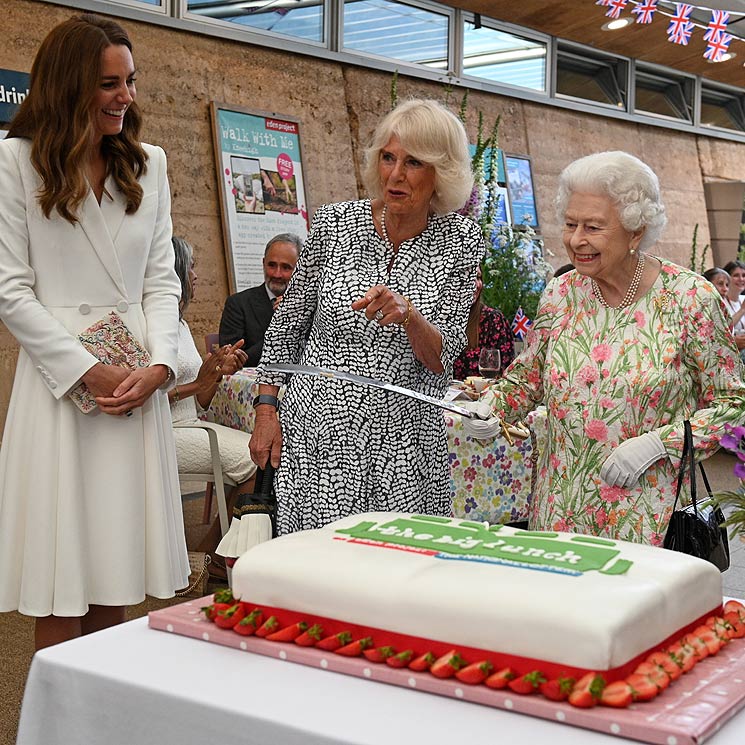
[600,432,667,488]
[461,415,503,440]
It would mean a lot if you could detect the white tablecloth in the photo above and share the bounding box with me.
[16,616,745,745]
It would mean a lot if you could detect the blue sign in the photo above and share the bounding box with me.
[0,69,30,124]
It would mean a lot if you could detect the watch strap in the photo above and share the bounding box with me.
[253,394,280,410]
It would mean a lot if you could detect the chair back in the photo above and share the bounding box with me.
[204,333,220,355]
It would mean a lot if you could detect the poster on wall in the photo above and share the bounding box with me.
[210,102,309,293]
[505,154,539,230]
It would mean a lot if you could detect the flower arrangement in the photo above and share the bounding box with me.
[454,91,552,322]
[713,424,745,539]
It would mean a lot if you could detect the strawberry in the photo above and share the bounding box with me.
[430,650,466,679]
[408,652,436,672]
[669,642,697,673]
[213,588,235,604]
[363,646,395,663]
[485,667,517,689]
[725,611,745,639]
[539,676,575,701]
[255,615,280,638]
[316,631,352,651]
[508,670,546,695]
[682,633,709,660]
[202,602,231,622]
[693,625,723,655]
[455,661,494,685]
[233,609,264,636]
[214,603,247,629]
[568,672,606,708]
[335,637,373,657]
[724,599,745,621]
[634,663,670,691]
[386,650,414,668]
[647,651,682,681]
[266,621,308,642]
[294,624,324,647]
[625,673,659,701]
[600,681,633,708]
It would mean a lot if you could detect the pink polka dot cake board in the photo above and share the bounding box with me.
[149,597,745,745]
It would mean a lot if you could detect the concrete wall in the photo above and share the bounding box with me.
[2,0,745,432]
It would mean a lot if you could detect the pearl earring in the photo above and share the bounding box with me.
[629,248,637,256]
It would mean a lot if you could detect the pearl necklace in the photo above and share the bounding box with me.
[380,204,394,251]
[592,253,645,310]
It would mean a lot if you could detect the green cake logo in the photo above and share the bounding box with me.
[335,515,633,576]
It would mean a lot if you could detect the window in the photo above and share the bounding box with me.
[556,45,627,109]
[700,84,745,133]
[634,66,693,123]
[186,0,324,44]
[462,18,546,91]
[342,0,449,69]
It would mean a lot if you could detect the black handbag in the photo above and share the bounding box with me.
[662,420,730,572]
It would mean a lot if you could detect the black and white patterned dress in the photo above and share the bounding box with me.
[257,200,484,534]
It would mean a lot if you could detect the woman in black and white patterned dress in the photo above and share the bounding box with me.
[250,99,484,536]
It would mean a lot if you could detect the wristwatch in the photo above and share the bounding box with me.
[252,394,280,410]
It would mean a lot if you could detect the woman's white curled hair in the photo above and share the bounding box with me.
[555,151,667,251]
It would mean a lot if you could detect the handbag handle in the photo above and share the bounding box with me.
[671,420,712,515]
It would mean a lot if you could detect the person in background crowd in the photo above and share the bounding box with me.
[703,267,731,300]
[169,237,256,578]
[453,265,514,380]
[469,151,745,545]
[552,262,575,278]
[249,98,483,540]
[0,14,189,648]
[218,233,302,366]
[723,260,745,363]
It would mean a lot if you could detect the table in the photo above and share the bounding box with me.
[16,613,745,745]
[206,370,541,525]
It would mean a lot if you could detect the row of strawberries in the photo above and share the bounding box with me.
[202,592,745,709]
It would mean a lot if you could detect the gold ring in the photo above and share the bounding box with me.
[216,365,222,372]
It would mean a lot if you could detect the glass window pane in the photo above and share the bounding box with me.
[343,0,448,69]
[187,0,324,43]
[634,72,691,122]
[463,22,545,91]
[556,50,626,108]
[701,89,745,132]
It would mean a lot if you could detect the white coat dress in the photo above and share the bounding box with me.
[0,138,189,617]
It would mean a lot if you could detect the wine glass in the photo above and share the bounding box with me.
[478,348,502,379]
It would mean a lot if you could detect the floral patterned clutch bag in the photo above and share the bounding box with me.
[68,311,151,413]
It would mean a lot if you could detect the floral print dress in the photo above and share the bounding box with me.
[481,261,745,545]
[452,305,515,380]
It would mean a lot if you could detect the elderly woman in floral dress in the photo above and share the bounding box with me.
[475,151,745,545]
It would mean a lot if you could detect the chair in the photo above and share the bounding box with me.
[174,420,235,536]
[200,332,222,524]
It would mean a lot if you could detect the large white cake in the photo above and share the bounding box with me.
[231,512,723,676]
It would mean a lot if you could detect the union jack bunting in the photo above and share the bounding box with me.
[704,10,730,42]
[632,0,658,24]
[667,4,694,45]
[595,0,613,6]
[704,32,733,61]
[605,0,628,19]
[511,307,532,340]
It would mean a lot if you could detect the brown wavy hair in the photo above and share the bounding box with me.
[7,13,147,224]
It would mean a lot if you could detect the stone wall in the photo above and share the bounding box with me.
[1,0,744,431]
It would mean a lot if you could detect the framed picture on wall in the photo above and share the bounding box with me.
[504,154,539,230]
[210,102,310,294]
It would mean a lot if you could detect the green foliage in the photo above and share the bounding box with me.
[480,223,548,321]
[689,223,709,274]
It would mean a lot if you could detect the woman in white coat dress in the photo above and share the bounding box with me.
[0,14,189,649]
